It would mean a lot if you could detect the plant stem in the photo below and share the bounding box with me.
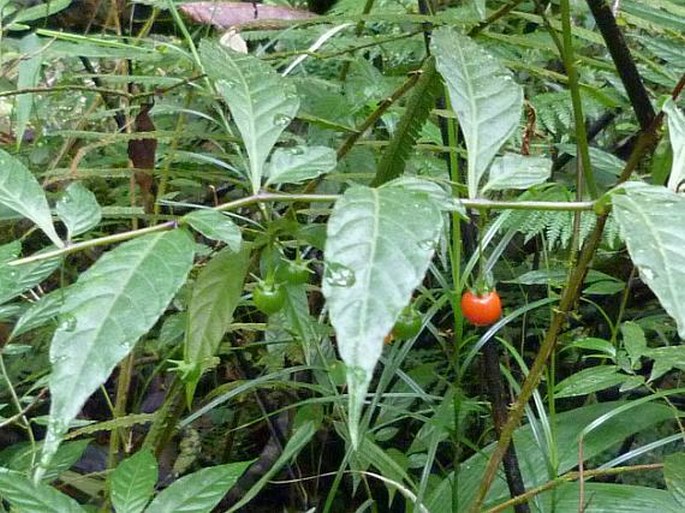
[468,78,680,512]
[484,463,663,513]
[560,0,597,199]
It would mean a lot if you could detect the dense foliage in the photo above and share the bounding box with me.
[1,1,685,512]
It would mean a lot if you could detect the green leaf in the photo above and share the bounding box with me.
[665,453,685,508]
[554,366,628,398]
[481,153,551,193]
[0,149,63,247]
[55,182,102,241]
[664,99,685,192]
[2,439,90,483]
[145,461,251,513]
[10,288,65,339]
[38,230,195,477]
[536,483,682,513]
[227,419,318,512]
[0,244,62,306]
[182,210,242,251]
[111,450,157,513]
[0,468,85,513]
[16,34,42,149]
[322,185,443,448]
[613,182,685,338]
[645,346,685,381]
[621,321,647,368]
[199,41,300,193]
[184,246,250,396]
[431,28,523,198]
[371,57,441,186]
[7,0,71,28]
[264,146,337,186]
[381,176,467,215]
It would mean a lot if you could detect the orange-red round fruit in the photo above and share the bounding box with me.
[460,290,502,326]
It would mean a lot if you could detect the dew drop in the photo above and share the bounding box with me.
[288,146,304,155]
[324,262,356,287]
[58,314,77,332]
[273,113,292,127]
[418,238,437,251]
[640,267,657,281]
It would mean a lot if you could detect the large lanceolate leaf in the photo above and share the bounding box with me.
[0,469,85,513]
[199,41,300,193]
[0,149,63,247]
[613,182,685,338]
[431,28,523,199]
[38,230,195,477]
[664,99,685,191]
[322,182,443,448]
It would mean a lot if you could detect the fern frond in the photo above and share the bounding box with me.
[371,57,441,186]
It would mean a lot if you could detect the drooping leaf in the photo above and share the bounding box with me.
[55,182,102,241]
[144,461,251,513]
[481,153,551,193]
[0,469,85,513]
[664,99,685,192]
[184,246,250,397]
[199,41,300,193]
[183,209,242,251]
[38,229,195,476]
[431,28,523,198]
[322,184,443,448]
[665,453,685,508]
[16,34,42,149]
[613,182,685,338]
[111,450,157,513]
[0,149,63,247]
[371,57,441,186]
[264,146,337,186]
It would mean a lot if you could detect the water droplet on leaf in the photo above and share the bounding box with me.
[324,262,356,287]
[273,114,292,127]
[58,314,77,332]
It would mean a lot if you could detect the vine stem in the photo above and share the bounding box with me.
[8,195,595,267]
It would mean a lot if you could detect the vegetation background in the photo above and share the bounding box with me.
[1,0,685,512]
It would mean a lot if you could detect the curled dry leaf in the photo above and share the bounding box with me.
[180,2,316,29]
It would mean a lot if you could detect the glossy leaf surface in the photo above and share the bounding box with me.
[200,41,300,193]
[613,182,685,338]
[39,230,195,475]
[322,183,443,447]
[431,28,522,198]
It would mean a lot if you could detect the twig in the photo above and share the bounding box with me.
[585,0,655,130]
